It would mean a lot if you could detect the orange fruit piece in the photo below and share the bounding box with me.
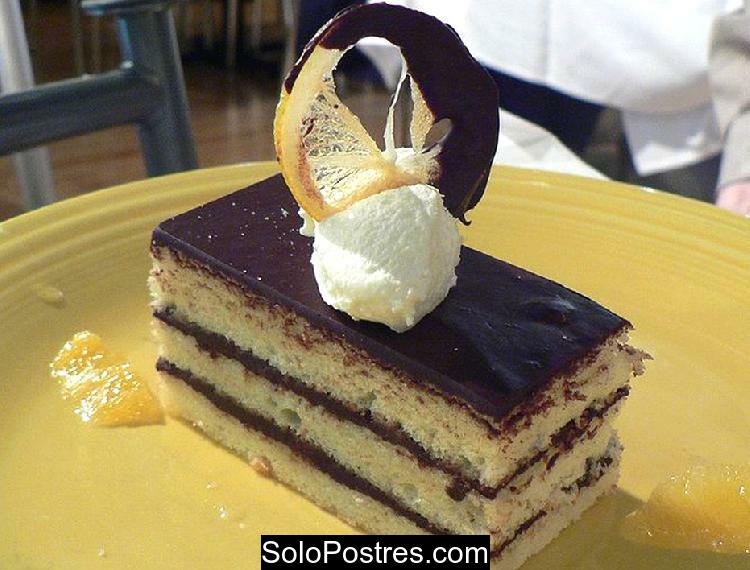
[274,3,498,222]
[50,331,163,427]
[621,463,750,554]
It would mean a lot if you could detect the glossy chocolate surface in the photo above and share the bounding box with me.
[285,3,499,222]
[152,174,629,422]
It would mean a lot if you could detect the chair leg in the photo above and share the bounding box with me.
[182,2,194,50]
[225,0,239,68]
[90,13,102,73]
[25,0,40,63]
[70,0,86,75]
[396,76,411,148]
[250,0,262,53]
[0,0,55,209]
[116,7,198,175]
[280,0,299,83]
[12,149,56,210]
[202,0,215,52]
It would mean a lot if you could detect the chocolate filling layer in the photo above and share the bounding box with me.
[493,510,547,557]
[157,358,448,536]
[156,308,628,501]
[492,453,615,558]
[157,359,614,553]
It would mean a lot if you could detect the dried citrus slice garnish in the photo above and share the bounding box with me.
[274,3,499,222]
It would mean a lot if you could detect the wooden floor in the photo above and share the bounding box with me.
[0,4,392,221]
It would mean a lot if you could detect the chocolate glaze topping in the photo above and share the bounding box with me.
[152,174,629,423]
[284,3,499,222]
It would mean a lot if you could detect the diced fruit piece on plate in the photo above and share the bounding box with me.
[50,331,163,427]
[621,463,750,554]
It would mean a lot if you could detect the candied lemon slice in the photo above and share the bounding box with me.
[621,463,750,554]
[274,3,498,222]
[50,331,163,427]
[275,61,427,221]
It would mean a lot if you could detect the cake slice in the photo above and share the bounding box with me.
[149,174,646,569]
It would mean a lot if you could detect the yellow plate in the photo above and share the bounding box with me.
[1,163,748,568]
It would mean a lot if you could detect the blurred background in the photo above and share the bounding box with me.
[0,0,736,221]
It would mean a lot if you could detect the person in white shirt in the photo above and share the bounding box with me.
[364,0,744,205]
[710,0,750,215]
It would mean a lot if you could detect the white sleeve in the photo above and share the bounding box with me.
[709,0,750,185]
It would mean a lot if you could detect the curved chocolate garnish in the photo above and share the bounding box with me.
[285,4,499,223]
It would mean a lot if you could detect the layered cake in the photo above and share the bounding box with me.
[149,4,647,568]
[149,175,646,568]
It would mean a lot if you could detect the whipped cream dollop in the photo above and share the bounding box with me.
[302,184,461,332]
